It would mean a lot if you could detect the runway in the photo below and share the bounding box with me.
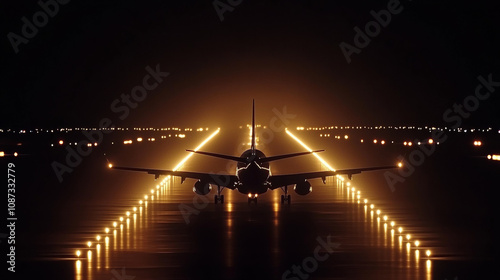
[7,126,499,279]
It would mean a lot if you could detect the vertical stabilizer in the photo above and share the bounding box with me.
[251,99,256,154]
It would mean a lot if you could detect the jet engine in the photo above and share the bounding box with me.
[193,180,212,195]
[294,180,312,195]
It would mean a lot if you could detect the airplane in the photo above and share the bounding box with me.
[109,100,400,204]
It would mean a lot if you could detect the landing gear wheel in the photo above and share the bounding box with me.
[248,197,257,204]
[280,186,292,204]
[214,186,225,204]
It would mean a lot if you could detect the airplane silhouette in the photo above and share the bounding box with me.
[109,100,399,204]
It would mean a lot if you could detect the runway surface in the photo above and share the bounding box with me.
[4,126,498,279]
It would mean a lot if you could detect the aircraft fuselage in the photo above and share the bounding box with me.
[235,149,270,195]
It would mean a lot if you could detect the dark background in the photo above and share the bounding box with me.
[1,0,499,129]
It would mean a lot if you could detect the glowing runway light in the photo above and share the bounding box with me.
[139,200,143,204]
[376,209,381,216]
[119,217,124,222]
[145,195,148,200]
[415,240,420,247]
[428,139,434,144]
[364,199,368,204]
[390,221,395,227]
[150,189,154,194]
[383,215,388,222]
[406,234,411,241]
[87,241,92,248]
[105,228,109,234]
[285,129,336,171]
[398,162,403,168]
[96,235,101,242]
[398,227,403,234]
[175,128,221,171]
[113,222,117,228]
[76,250,81,257]
[426,250,431,257]
[133,207,137,212]
[370,204,374,209]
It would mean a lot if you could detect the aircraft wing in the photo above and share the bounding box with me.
[268,165,398,189]
[110,165,238,189]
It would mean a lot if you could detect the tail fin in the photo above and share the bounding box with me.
[251,99,256,154]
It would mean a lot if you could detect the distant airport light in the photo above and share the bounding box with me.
[381,140,385,145]
[364,199,368,204]
[0,151,4,157]
[360,139,364,143]
[126,211,130,217]
[150,189,154,194]
[139,200,143,204]
[137,137,143,142]
[404,141,407,146]
[105,228,110,234]
[145,195,148,200]
[96,235,101,242]
[406,234,411,240]
[373,139,377,144]
[133,207,137,212]
[76,250,81,257]
[87,241,92,248]
[428,139,434,144]
[408,142,413,146]
[390,221,395,227]
[370,204,374,209]
[492,155,500,161]
[426,250,431,257]
[344,135,348,139]
[113,222,117,228]
[248,193,252,198]
[108,163,113,168]
[398,227,403,234]
[473,140,482,146]
[415,240,420,247]
[14,152,18,157]
[398,162,403,168]
[123,140,132,144]
[59,140,64,145]
[119,217,124,222]
[376,209,381,216]
[383,215,388,221]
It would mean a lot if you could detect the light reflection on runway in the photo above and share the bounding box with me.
[69,128,438,280]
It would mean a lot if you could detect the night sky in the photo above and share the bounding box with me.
[2,0,499,129]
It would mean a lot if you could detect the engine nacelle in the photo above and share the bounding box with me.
[294,180,312,195]
[193,180,212,195]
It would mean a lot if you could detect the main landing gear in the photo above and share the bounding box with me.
[214,186,224,204]
[280,185,291,204]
